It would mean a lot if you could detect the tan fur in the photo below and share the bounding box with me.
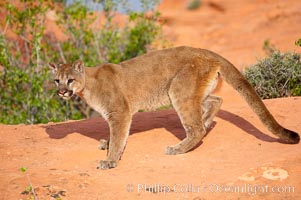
[49,46,300,170]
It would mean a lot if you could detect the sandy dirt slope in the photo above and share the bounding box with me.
[159,0,301,68]
[0,98,300,199]
[1,0,301,199]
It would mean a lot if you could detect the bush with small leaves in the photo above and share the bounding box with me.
[295,38,301,47]
[187,0,202,10]
[244,46,301,99]
[0,0,163,124]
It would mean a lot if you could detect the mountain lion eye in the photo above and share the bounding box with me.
[67,79,74,84]
[54,79,59,84]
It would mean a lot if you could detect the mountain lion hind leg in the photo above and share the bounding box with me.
[98,139,109,150]
[165,66,219,155]
[202,95,223,129]
[165,96,206,155]
[165,95,222,155]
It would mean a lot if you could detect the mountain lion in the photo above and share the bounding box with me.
[49,46,300,170]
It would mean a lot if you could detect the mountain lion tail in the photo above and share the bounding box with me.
[217,55,300,144]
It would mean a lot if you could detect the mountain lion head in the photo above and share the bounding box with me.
[49,60,85,100]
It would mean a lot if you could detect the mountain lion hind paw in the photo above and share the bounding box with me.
[97,160,117,170]
[165,146,184,155]
[98,139,109,150]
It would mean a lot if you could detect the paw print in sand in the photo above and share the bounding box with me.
[238,166,288,182]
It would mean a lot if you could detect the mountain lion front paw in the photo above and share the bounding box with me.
[97,160,117,170]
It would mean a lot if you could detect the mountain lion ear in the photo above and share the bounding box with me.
[72,60,84,73]
[49,62,58,73]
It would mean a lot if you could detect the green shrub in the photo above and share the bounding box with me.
[0,1,79,124]
[0,0,163,124]
[296,38,301,47]
[187,0,202,10]
[244,46,301,99]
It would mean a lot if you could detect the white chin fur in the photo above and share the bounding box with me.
[59,94,71,100]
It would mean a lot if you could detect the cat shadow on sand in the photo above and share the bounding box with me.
[43,109,283,148]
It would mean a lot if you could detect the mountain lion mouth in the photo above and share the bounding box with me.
[57,90,73,100]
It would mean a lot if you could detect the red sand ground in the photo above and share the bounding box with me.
[1,0,301,199]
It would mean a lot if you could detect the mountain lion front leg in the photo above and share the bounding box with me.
[98,112,132,170]
[202,95,223,129]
